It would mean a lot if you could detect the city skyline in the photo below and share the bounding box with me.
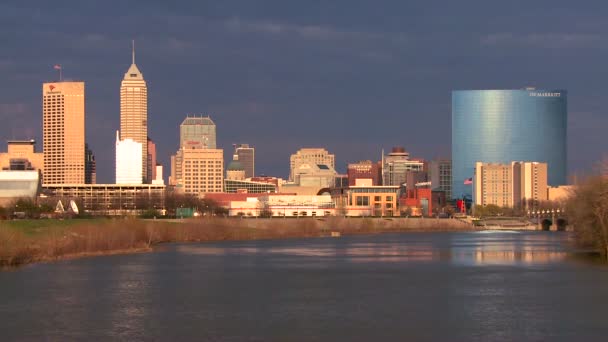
[1,1,607,182]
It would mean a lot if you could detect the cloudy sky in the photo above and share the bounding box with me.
[1,0,607,182]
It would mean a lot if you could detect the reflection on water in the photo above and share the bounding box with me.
[176,231,568,266]
[2,231,607,341]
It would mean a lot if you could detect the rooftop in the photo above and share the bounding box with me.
[181,116,215,126]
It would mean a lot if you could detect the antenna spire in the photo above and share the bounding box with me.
[132,40,135,64]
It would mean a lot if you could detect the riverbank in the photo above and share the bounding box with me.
[0,217,475,268]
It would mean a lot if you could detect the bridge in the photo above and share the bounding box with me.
[527,209,568,231]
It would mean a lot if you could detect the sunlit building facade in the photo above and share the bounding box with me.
[115,131,143,184]
[452,89,567,199]
[42,81,85,185]
[290,148,335,182]
[120,46,148,182]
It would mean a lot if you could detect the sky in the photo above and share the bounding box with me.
[1,0,607,183]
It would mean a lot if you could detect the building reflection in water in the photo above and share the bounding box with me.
[176,231,567,266]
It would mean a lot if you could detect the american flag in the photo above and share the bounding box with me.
[463,177,473,185]
[53,64,61,70]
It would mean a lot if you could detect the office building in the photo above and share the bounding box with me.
[115,131,143,184]
[170,116,222,193]
[473,161,548,208]
[42,81,85,185]
[85,143,96,184]
[0,140,44,173]
[290,148,335,182]
[452,89,567,199]
[180,116,216,149]
[382,147,424,186]
[147,137,157,183]
[178,148,224,194]
[235,144,255,178]
[120,44,148,182]
[429,159,452,199]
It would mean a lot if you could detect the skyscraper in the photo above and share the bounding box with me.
[42,81,85,185]
[85,143,96,184]
[429,159,452,199]
[452,89,567,200]
[170,115,223,194]
[147,137,157,183]
[381,147,424,186]
[235,144,254,178]
[180,116,216,149]
[120,42,148,183]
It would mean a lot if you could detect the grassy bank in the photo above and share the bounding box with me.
[0,217,474,268]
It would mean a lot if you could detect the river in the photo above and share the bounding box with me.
[1,231,607,341]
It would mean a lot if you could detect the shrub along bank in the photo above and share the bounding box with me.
[0,217,474,268]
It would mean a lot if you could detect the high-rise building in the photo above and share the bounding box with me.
[170,116,223,194]
[180,116,216,149]
[452,89,567,200]
[85,143,96,184]
[42,81,85,185]
[473,161,548,208]
[235,144,254,178]
[473,162,514,208]
[512,161,548,208]
[115,131,143,184]
[147,137,157,183]
[290,148,335,181]
[179,148,224,194]
[429,159,452,199]
[382,147,424,186]
[120,43,148,183]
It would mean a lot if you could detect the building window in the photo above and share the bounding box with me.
[356,196,369,206]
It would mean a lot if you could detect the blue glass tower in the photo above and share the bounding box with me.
[452,89,567,200]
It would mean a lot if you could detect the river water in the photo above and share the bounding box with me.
[1,231,608,341]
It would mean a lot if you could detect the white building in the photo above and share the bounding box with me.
[226,194,336,217]
[115,131,143,184]
[0,170,40,206]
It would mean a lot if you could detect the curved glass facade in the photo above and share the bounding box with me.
[452,89,567,199]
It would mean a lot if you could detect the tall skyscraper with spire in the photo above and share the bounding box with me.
[120,41,148,182]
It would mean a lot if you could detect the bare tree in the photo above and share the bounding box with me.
[566,160,608,259]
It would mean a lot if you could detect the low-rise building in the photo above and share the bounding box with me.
[42,184,165,215]
[332,179,400,216]
[0,140,44,177]
[0,170,41,206]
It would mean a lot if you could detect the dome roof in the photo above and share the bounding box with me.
[227,160,244,171]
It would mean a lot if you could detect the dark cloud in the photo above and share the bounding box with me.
[0,0,606,182]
